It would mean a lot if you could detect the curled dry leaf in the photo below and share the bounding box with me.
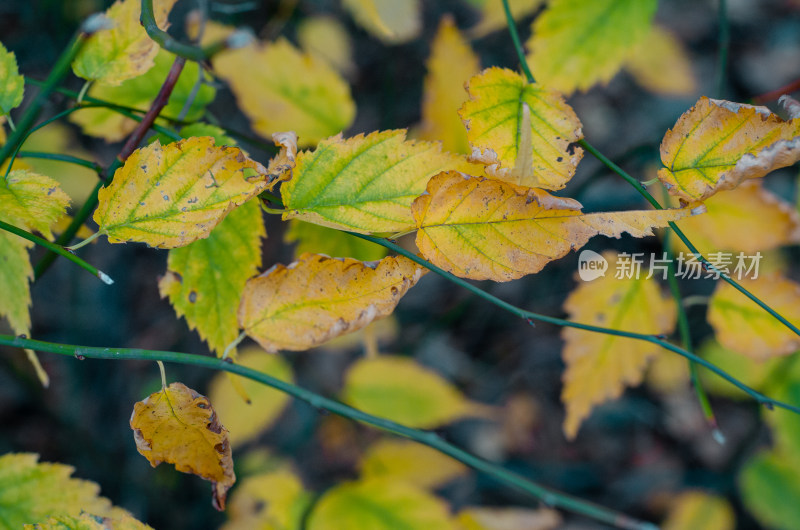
[412,171,692,282]
[130,382,235,510]
[238,254,424,352]
[94,137,268,248]
[264,131,298,191]
[659,97,800,203]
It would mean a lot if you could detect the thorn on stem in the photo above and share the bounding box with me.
[764,402,775,411]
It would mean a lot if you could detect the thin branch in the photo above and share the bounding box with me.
[752,78,800,104]
[501,0,535,83]
[0,333,656,530]
[715,0,729,99]
[17,151,105,177]
[0,220,112,284]
[140,0,229,61]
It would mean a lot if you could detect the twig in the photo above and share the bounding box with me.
[17,151,104,178]
[501,0,535,83]
[715,0,729,99]
[140,0,231,61]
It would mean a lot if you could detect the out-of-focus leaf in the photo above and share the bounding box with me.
[238,254,424,352]
[23,513,153,530]
[130,382,235,510]
[0,453,113,529]
[221,468,312,530]
[159,200,264,355]
[662,491,735,530]
[698,339,783,399]
[71,49,216,142]
[740,449,800,529]
[456,507,562,530]
[468,0,545,38]
[284,219,387,261]
[708,273,800,360]
[342,0,421,44]
[360,438,468,489]
[72,0,177,85]
[342,355,483,428]
[459,68,583,190]
[417,17,480,154]
[297,16,354,75]
[0,41,24,115]
[658,97,800,203]
[625,25,696,96]
[212,36,354,146]
[208,347,294,447]
[282,130,478,234]
[0,230,32,335]
[94,137,268,248]
[561,252,676,439]
[307,478,456,530]
[412,171,691,282]
[525,0,657,94]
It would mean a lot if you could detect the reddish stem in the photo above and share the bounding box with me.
[752,78,800,104]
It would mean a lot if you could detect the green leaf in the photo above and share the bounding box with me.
[698,339,783,400]
[159,200,264,354]
[0,170,71,241]
[282,130,478,234]
[0,230,32,335]
[24,513,153,530]
[307,478,457,530]
[740,449,800,529]
[71,49,216,142]
[525,0,657,94]
[0,453,113,529]
[0,42,24,115]
[284,219,388,261]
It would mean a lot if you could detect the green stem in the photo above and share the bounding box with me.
[0,334,656,530]
[140,0,228,61]
[16,151,104,176]
[501,0,535,83]
[351,233,800,417]
[0,220,112,284]
[715,0,729,99]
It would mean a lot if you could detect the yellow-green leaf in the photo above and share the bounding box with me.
[625,25,697,97]
[71,49,216,142]
[212,37,355,147]
[221,468,312,530]
[208,347,294,447]
[0,453,113,529]
[561,252,677,439]
[525,0,657,94]
[24,513,153,530]
[238,254,424,352]
[360,439,468,489]
[282,130,478,234]
[284,219,388,261]
[658,97,800,203]
[130,382,235,510]
[1,170,71,241]
[343,355,481,428]
[297,16,355,75]
[0,42,24,115]
[456,507,562,530]
[740,449,800,529]
[459,68,583,190]
[412,171,691,282]
[698,339,783,399]
[94,136,268,248]
[467,0,546,39]
[72,0,177,85]
[708,273,800,360]
[307,478,457,530]
[417,17,480,154]
[342,0,421,44]
[662,491,735,530]
[159,200,264,355]
[0,230,32,335]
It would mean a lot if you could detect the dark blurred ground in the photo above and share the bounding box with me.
[1,0,799,528]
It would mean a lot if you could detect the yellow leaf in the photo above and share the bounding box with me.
[130,382,235,510]
[0,230,32,335]
[318,317,399,353]
[360,439,468,489]
[412,171,691,282]
[525,0,657,94]
[24,513,153,530]
[0,41,24,115]
[459,68,583,190]
[282,130,479,234]
[238,254,424,352]
[159,200,265,355]
[94,137,268,248]
[417,17,480,154]
[646,350,690,395]
[670,181,800,256]
[662,491,735,530]
[72,0,177,86]
[1,170,71,241]
[342,0,421,44]
[658,97,800,203]
[561,252,677,439]
[307,478,457,530]
[456,507,562,530]
[625,25,697,96]
[284,219,388,262]
[467,0,545,39]
[212,37,355,147]
[208,347,294,447]
[342,355,481,428]
[221,468,312,530]
[707,273,800,360]
[297,16,355,75]
[0,453,113,528]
